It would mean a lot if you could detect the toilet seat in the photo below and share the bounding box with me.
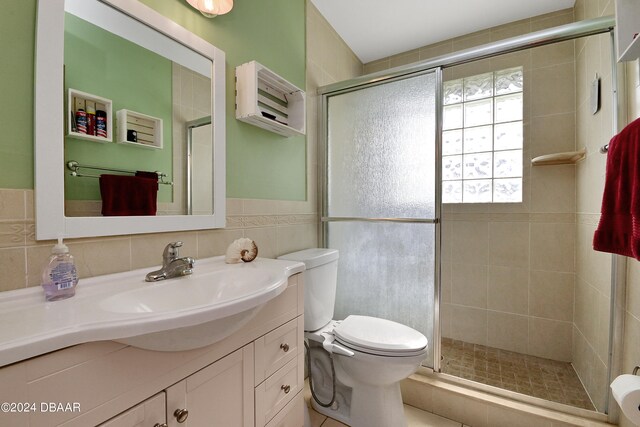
[333,315,428,357]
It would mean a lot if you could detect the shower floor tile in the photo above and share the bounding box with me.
[441,338,595,411]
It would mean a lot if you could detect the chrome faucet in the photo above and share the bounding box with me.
[145,241,196,282]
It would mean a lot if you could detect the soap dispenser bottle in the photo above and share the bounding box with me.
[41,237,78,301]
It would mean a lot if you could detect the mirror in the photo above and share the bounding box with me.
[34,0,226,240]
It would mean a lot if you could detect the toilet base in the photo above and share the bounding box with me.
[310,382,408,427]
[307,339,411,427]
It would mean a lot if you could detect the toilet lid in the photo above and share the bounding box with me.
[333,315,428,357]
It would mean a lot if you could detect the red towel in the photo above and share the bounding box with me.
[593,117,640,260]
[99,174,159,216]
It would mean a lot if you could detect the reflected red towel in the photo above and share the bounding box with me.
[99,174,158,216]
[593,117,640,260]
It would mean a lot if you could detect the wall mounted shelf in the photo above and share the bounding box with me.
[67,89,112,143]
[615,0,640,61]
[116,109,163,149]
[531,148,586,166]
[235,61,306,137]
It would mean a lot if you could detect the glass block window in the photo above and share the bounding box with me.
[442,67,523,203]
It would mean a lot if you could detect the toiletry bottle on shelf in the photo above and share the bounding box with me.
[86,101,96,136]
[41,237,78,301]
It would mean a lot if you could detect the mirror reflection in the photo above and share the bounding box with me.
[63,0,213,217]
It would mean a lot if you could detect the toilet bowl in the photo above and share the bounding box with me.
[278,249,428,427]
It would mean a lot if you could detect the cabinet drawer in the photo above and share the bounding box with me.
[98,392,165,427]
[264,392,304,427]
[255,317,302,384]
[255,352,304,425]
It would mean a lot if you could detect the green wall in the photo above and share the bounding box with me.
[0,0,306,201]
[63,13,173,202]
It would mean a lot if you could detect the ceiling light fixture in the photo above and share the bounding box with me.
[186,0,233,18]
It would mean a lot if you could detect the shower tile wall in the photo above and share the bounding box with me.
[573,0,616,412]
[622,58,640,427]
[365,9,578,363]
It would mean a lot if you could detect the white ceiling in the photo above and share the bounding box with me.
[310,0,576,64]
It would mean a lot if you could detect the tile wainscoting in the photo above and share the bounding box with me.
[0,188,319,292]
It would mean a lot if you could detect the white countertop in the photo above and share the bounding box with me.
[0,256,304,367]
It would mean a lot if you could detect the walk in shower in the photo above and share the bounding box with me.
[319,15,622,420]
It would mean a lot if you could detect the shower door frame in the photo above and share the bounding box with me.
[319,67,444,371]
[318,15,621,422]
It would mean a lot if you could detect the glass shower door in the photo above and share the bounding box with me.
[323,70,440,368]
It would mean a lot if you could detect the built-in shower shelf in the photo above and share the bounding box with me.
[531,148,586,166]
[235,60,306,137]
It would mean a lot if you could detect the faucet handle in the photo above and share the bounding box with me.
[163,241,183,264]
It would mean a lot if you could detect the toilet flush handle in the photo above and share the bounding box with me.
[320,332,354,357]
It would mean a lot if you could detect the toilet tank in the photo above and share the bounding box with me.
[278,248,339,331]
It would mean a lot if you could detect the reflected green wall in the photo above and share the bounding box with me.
[0,0,306,201]
[63,13,173,202]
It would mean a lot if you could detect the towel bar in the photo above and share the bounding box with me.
[66,160,173,185]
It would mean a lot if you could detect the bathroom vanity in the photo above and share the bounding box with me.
[0,269,304,426]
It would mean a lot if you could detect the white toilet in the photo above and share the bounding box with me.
[278,248,428,427]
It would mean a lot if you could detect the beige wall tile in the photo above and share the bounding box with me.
[487,405,552,427]
[488,311,528,353]
[530,222,575,272]
[441,302,453,338]
[400,378,433,411]
[529,270,574,321]
[528,317,572,361]
[276,224,318,257]
[441,261,452,303]
[0,189,25,220]
[68,238,131,279]
[419,41,453,61]
[491,19,531,42]
[530,113,576,158]
[531,41,574,70]
[0,248,26,291]
[363,59,390,75]
[622,312,640,385]
[574,276,598,345]
[389,50,419,68]
[531,62,576,117]
[488,222,530,268]
[530,166,576,214]
[451,263,487,308]
[530,9,574,31]
[431,387,488,427]
[628,261,640,320]
[451,305,487,345]
[0,221,26,248]
[246,227,277,259]
[197,228,244,258]
[452,30,492,52]
[451,221,489,265]
[487,266,528,315]
[27,244,55,287]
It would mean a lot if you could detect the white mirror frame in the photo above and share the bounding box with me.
[34,0,226,240]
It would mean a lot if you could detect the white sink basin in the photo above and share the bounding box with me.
[100,268,279,314]
[0,256,305,367]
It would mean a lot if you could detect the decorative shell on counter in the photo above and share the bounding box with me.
[225,238,259,264]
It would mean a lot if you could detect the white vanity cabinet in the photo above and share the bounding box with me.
[98,393,166,427]
[0,273,304,427]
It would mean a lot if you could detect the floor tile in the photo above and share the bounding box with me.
[441,338,595,410]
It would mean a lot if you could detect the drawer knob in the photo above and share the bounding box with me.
[154,424,168,427]
[280,343,290,352]
[174,408,189,423]
[281,384,291,394]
